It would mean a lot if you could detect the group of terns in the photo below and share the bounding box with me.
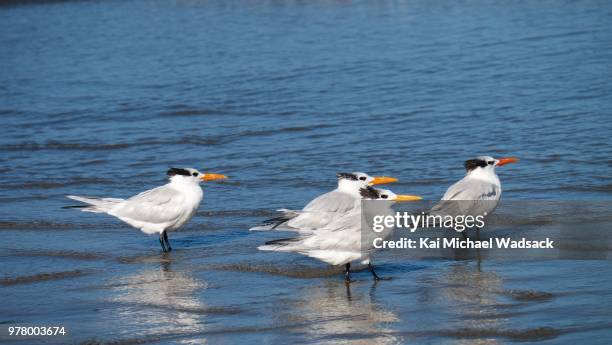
[66,156,518,282]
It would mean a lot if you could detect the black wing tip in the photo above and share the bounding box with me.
[261,213,296,229]
[264,237,298,246]
[62,205,86,209]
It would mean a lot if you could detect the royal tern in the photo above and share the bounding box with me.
[259,186,421,282]
[65,168,227,252]
[250,172,397,232]
[430,156,519,231]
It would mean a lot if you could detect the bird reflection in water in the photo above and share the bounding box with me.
[108,255,208,340]
[421,262,505,345]
[276,280,403,345]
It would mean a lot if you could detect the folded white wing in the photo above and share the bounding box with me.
[286,190,359,230]
[441,177,500,201]
[110,185,186,233]
[432,177,501,217]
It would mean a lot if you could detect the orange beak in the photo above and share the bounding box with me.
[395,195,423,202]
[496,157,519,167]
[370,176,398,185]
[200,173,228,181]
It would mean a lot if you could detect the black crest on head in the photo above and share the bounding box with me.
[464,159,487,172]
[167,168,191,177]
[337,172,358,181]
[359,186,380,199]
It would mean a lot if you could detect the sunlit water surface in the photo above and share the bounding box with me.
[1,0,611,344]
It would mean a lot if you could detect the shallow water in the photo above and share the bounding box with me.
[1,0,612,344]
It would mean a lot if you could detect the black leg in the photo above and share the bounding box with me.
[163,230,172,252]
[369,262,391,281]
[159,232,167,252]
[344,263,352,283]
[368,262,381,281]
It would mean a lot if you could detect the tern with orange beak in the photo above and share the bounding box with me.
[259,186,422,282]
[430,156,519,229]
[250,172,398,232]
[65,168,227,252]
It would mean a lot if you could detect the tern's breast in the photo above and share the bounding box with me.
[169,184,203,230]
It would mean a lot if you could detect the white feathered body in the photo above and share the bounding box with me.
[431,167,502,217]
[259,200,395,266]
[68,179,203,235]
[286,190,360,230]
[250,180,364,233]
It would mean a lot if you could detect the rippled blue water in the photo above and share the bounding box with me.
[1,0,611,344]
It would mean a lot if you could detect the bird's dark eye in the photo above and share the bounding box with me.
[381,195,388,199]
[488,161,494,165]
[359,176,367,181]
[192,172,198,176]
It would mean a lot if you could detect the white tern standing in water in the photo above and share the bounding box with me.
[65,168,227,252]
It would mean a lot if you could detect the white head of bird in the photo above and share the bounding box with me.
[336,172,398,197]
[463,156,519,184]
[167,168,227,186]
